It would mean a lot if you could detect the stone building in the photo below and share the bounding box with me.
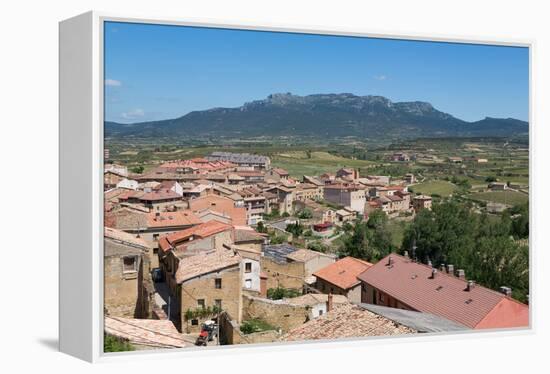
[313,256,372,303]
[105,207,202,270]
[323,184,366,213]
[412,195,432,212]
[293,183,324,202]
[104,227,154,318]
[261,245,335,292]
[158,220,235,294]
[176,248,243,333]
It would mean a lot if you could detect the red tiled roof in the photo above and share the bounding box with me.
[175,249,241,283]
[146,210,202,228]
[105,316,187,348]
[139,190,181,201]
[357,254,529,329]
[386,194,403,202]
[272,168,289,176]
[159,220,233,252]
[188,195,247,226]
[314,257,373,290]
[385,185,406,191]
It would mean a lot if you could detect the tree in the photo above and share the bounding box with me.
[285,222,304,237]
[130,165,144,174]
[401,200,529,302]
[307,240,328,253]
[341,221,375,260]
[509,203,529,239]
[256,221,267,233]
[298,209,313,219]
[269,232,287,244]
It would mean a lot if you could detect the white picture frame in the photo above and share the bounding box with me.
[59,10,533,363]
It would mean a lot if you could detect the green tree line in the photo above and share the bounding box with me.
[402,201,529,302]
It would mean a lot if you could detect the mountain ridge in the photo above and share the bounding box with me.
[105,93,528,139]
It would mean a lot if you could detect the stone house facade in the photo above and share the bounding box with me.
[176,249,243,333]
[104,228,154,318]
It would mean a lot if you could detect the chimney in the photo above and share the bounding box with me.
[430,268,437,279]
[466,280,476,291]
[427,259,432,267]
[155,211,160,221]
[327,293,333,312]
[387,256,393,266]
[403,250,409,259]
[446,264,454,275]
[499,286,512,297]
[456,269,466,279]
[439,264,446,272]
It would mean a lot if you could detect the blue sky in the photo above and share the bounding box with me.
[104,21,529,123]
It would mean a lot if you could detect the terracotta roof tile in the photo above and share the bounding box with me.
[357,254,529,329]
[160,220,233,252]
[104,227,150,249]
[281,303,415,342]
[188,195,247,226]
[105,316,187,348]
[314,257,373,290]
[286,248,336,263]
[146,210,202,228]
[175,249,241,283]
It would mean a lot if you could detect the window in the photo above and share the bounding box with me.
[379,292,385,303]
[122,256,137,273]
[215,278,222,289]
[214,299,222,309]
[318,310,323,316]
[191,319,199,326]
[245,262,252,273]
[245,279,252,289]
[153,234,159,241]
[197,299,205,309]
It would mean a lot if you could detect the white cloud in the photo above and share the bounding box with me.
[121,109,145,120]
[374,75,387,81]
[105,78,122,87]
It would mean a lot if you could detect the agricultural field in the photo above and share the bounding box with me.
[469,190,529,206]
[271,151,377,178]
[409,180,459,197]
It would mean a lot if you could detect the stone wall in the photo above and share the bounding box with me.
[242,295,309,333]
[261,257,305,291]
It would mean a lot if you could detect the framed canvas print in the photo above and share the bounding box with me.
[59,11,532,362]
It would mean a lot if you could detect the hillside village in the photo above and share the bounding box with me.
[103,151,529,350]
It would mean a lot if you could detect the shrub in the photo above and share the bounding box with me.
[240,319,276,334]
[298,209,313,219]
[104,334,134,352]
[267,287,301,300]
